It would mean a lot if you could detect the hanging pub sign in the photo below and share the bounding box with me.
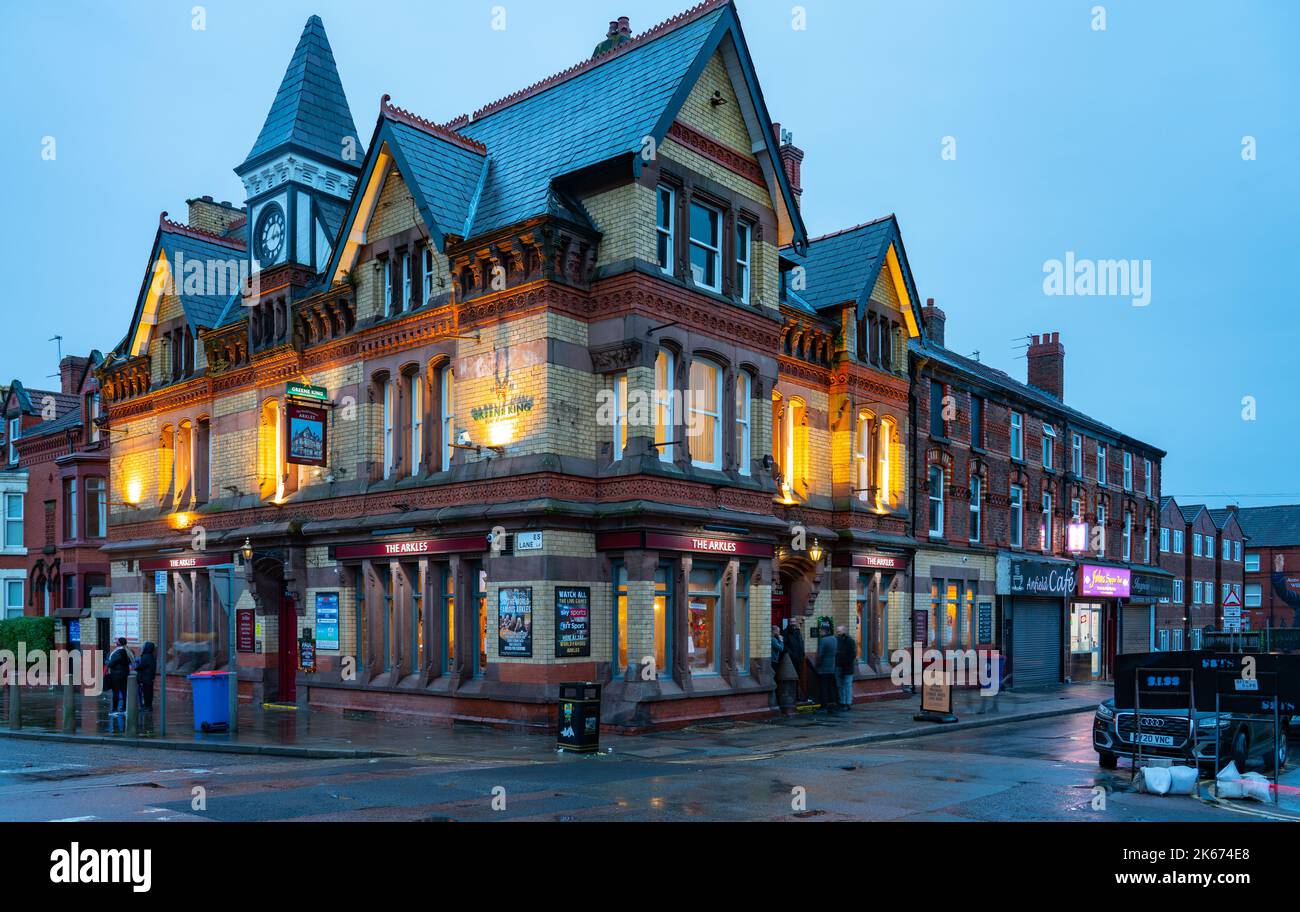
[286,381,329,402]
[555,587,591,658]
[286,402,328,467]
[498,587,533,658]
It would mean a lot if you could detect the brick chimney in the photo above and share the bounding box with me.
[186,196,246,236]
[1027,332,1065,400]
[60,355,89,395]
[921,298,945,347]
[772,123,803,210]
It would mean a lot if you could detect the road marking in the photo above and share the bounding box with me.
[0,764,90,775]
[49,815,98,822]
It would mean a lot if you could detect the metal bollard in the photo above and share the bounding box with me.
[125,673,139,736]
[62,675,76,733]
[7,681,19,730]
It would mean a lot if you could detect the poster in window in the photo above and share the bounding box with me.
[498,587,533,658]
[315,592,340,651]
[555,587,591,658]
[285,402,328,467]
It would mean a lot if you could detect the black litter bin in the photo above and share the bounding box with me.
[557,682,601,753]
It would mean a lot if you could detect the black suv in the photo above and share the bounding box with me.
[1092,698,1289,773]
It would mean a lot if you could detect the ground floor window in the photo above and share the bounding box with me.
[858,571,892,665]
[688,564,722,674]
[734,565,751,675]
[614,562,672,677]
[164,568,227,673]
[3,578,22,619]
[930,578,969,651]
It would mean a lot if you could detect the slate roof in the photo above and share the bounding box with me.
[450,3,727,237]
[238,15,362,175]
[1234,505,1300,547]
[157,220,246,331]
[22,404,82,439]
[385,115,488,240]
[1179,503,1208,524]
[1208,508,1242,532]
[913,339,1165,456]
[782,216,897,312]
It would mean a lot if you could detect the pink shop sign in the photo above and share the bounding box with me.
[1079,564,1131,598]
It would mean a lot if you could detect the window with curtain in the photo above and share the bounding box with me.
[408,372,422,476]
[688,359,722,470]
[439,364,455,472]
[877,417,896,509]
[854,411,873,502]
[654,350,674,463]
[735,372,751,475]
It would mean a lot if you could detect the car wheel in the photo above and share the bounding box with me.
[1098,751,1118,769]
[1231,728,1250,771]
[1266,733,1288,773]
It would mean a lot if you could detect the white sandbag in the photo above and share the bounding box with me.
[1167,765,1198,795]
[1241,772,1273,802]
[1215,761,1247,798]
[1140,765,1172,795]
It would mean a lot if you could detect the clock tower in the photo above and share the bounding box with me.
[235,16,362,278]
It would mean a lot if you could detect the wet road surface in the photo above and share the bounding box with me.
[0,714,1279,822]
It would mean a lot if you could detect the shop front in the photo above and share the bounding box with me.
[1122,569,1172,654]
[1071,562,1131,682]
[913,546,998,675]
[999,554,1075,689]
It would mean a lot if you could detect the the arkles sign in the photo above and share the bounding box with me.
[498,587,533,658]
[286,402,328,467]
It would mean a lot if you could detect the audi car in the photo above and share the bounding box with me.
[1092,698,1290,773]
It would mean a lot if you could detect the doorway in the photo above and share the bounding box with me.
[1069,601,1104,682]
[278,593,298,702]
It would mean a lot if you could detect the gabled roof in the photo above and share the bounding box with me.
[1160,496,1177,515]
[237,16,363,176]
[1179,503,1209,525]
[120,215,247,358]
[913,339,1166,457]
[1208,508,1243,534]
[382,102,489,244]
[1235,505,1300,548]
[781,215,924,334]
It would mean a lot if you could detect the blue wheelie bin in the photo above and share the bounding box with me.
[189,671,231,732]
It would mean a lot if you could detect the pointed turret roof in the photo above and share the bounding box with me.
[237,15,362,175]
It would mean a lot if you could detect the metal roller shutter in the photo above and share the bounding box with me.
[1121,605,1152,654]
[1012,598,1061,688]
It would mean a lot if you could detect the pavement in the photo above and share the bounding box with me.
[0,680,1112,762]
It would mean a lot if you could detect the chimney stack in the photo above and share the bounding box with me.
[59,355,89,396]
[772,122,804,210]
[186,195,246,235]
[921,298,945,347]
[593,16,633,57]
[1027,331,1065,400]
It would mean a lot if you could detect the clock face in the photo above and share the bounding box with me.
[255,203,285,265]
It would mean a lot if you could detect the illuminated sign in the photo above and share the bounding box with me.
[286,382,329,401]
[471,396,534,422]
[1079,564,1131,598]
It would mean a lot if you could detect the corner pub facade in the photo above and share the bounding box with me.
[95,0,1095,731]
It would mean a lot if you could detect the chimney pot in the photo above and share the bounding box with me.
[618,15,631,35]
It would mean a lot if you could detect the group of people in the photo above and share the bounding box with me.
[771,619,857,711]
[104,638,157,716]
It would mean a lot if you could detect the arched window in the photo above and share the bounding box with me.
[734,372,751,476]
[854,410,875,502]
[784,396,807,500]
[439,363,455,472]
[654,349,675,463]
[407,370,422,477]
[380,376,396,479]
[688,358,723,470]
[174,420,193,506]
[257,399,282,501]
[194,417,211,505]
[877,416,897,509]
[158,425,175,505]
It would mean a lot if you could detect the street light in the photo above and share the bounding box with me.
[808,538,824,563]
[241,538,254,562]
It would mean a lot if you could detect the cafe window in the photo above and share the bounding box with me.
[688,201,722,292]
[735,371,751,476]
[614,562,672,677]
[656,186,675,275]
[62,478,78,540]
[928,465,944,537]
[654,350,675,463]
[687,564,722,674]
[85,477,106,539]
[688,359,723,470]
[969,476,981,542]
[1009,484,1023,549]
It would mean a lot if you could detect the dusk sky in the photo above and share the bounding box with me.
[1,0,1295,507]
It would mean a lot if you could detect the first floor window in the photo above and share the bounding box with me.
[1173,579,1183,602]
[86,477,106,538]
[1096,504,1106,556]
[854,412,872,501]
[1040,492,1053,551]
[969,476,981,542]
[735,372,751,475]
[655,350,675,463]
[4,579,21,619]
[735,221,752,304]
[381,378,396,479]
[1122,511,1132,561]
[3,493,23,549]
[63,478,78,541]
[612,373,629,462]
[1009,485,1023,548]
[1245,583,1262,607]
[408,373,422,476]
[687,359,722,470]
[439,365,455,472]
[656,186,675,274]
[1143,522,1151,563]
[688,201,722,291]
[1193,580,1203,604]
[928,466,944,536]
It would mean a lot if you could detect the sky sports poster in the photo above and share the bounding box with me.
[286,402,328,467]
[555,587,591,658]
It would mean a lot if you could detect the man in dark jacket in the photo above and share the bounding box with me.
[134,642,157,711]
[834,625,857,710]
[106,638,132,715]
[814,623,838,711]
[781,621,806,702]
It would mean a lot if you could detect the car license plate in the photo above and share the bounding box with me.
[1137,733,1175,746]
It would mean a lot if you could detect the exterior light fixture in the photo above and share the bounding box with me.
[241,538,254,562]
[1067,517,1088,553]
[808,538,824,563]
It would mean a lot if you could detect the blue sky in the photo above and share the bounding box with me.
[1,0,1295,507]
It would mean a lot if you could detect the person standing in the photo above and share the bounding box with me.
[106,637,132,715]
[770,626,784,670]
[134,641,157,712]
[814,623,838,711]
[834,625,857,710]
[781,620,806,702]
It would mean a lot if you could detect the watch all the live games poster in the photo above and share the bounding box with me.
[286,402,328,467]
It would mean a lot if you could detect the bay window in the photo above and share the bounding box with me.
[86,477,106,539]
[62,478,78,540]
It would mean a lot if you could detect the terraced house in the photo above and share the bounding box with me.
[96,0,862,729]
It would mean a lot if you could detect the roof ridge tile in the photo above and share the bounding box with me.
[159,212,246,251]
[382,95,487,155]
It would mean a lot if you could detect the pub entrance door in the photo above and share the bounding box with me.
[278,594,298,702]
